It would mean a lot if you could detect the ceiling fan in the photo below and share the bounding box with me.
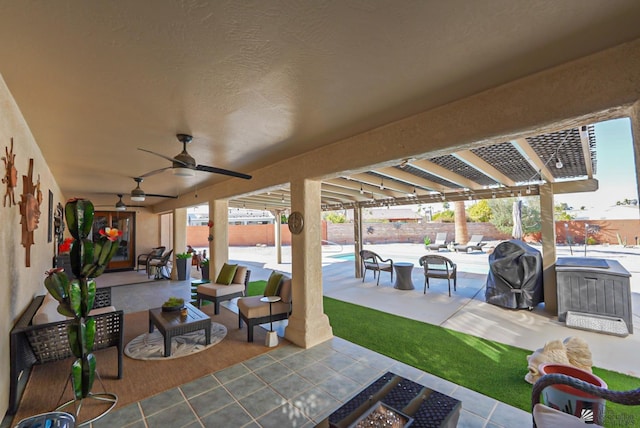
[138,133,252,180]
[94,194,144,211]
[130,177,178,202]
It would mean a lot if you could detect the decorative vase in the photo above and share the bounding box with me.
[538,363,607,423]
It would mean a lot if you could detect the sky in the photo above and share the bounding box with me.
[555,118,638,211]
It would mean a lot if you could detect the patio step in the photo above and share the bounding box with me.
[565,311,629,337]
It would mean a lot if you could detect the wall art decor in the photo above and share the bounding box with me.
[2,137,18,207]
[48,190,53,242]
[19,158,42,266]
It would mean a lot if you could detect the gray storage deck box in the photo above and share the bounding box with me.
[556,257,633,335]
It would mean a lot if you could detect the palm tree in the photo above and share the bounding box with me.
[454,201,468,244]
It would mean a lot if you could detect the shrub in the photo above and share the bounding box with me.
[176,252,191,259]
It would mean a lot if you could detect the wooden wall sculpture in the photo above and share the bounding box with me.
[19,158,42,267]
[2,138,18,207]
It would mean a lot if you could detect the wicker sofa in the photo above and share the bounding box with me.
[8,287,124,415]
[238,274,292,342]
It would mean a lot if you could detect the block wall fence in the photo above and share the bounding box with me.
[186,219,640,248]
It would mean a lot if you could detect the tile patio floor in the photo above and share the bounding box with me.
[8,242,639,427]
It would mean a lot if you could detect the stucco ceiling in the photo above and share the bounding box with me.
[1,1,640,211]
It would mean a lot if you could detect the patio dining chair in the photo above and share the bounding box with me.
[427,232,449,251]
[148,249,173,279]
[360,250,394,286]
[136,246,165,272]
[419,254,457,296]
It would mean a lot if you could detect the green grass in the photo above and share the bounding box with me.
[247,280,267,296]
[323,297,640,427]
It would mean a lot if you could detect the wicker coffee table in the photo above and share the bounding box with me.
[148,303,211,357]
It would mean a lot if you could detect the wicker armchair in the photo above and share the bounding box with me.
[531,373,640,427]
[360,250,394,286]
[9,288,124,415]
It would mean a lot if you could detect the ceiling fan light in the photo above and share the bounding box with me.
[115,203,126,211]
[173,167,195,177]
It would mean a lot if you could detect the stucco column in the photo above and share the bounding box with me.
[354,206,363,278]
[539,183,558,314]
[630,103,640,213]
[172,208,188,280]
[284,179,333,348]
[209,199,229,277]
[275,210,282,264]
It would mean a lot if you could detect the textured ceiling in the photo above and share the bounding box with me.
[0,1,639,210]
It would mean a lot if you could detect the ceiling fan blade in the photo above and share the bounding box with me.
[196,164,252,180]
[139,167,172,178]
[145,193,178,199]
[138,148,189,167]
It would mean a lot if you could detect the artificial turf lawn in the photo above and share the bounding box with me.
[323,297,639,427]
[246,280,267,296]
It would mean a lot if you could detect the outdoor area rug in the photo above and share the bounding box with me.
[11,305,287,425]
[125,321,227,360]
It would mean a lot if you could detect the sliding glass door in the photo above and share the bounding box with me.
[93,211,136,271]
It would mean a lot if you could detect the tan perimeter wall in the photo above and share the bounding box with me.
[0,75,65,417]
[186,219,640,247]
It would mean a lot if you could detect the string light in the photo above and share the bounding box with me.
[359,184,364,195]
[526,186,531,194]
[379,179,384,190]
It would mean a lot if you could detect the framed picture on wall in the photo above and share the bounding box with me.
[48,190,53,243]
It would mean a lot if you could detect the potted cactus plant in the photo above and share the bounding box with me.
[44,199,121,403]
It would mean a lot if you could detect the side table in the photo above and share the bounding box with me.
[394,262,415,290]
[260,296,281,347]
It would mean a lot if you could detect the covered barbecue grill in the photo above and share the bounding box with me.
[485,240,544,309]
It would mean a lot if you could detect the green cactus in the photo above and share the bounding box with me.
[45,198,121,400]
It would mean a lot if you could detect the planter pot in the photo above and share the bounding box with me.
[538,363,607,423]
[201,266,210,281]
[176,257,192,281]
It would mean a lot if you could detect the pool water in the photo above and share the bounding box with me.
[329,253,355,261]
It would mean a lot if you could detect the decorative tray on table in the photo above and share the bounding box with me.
[161,297,185,312]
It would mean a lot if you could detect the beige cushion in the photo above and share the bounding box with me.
[198,282,245,298]
[238,296,290,319]
[33,294,116,325]
[533,404,602,428]
[233,266,248,285]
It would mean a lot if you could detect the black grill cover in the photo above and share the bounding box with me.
[485,240,544,309]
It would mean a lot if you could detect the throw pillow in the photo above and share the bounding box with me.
[264,271,283,296]
[216,263,238,285]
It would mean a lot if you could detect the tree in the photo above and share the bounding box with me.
[323,212,346,223]
[467,200,492,222]
[489,197,541,235]
[432,209,454,222]
[454,201,468,244]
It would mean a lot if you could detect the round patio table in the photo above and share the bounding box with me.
[393,262,415,290]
